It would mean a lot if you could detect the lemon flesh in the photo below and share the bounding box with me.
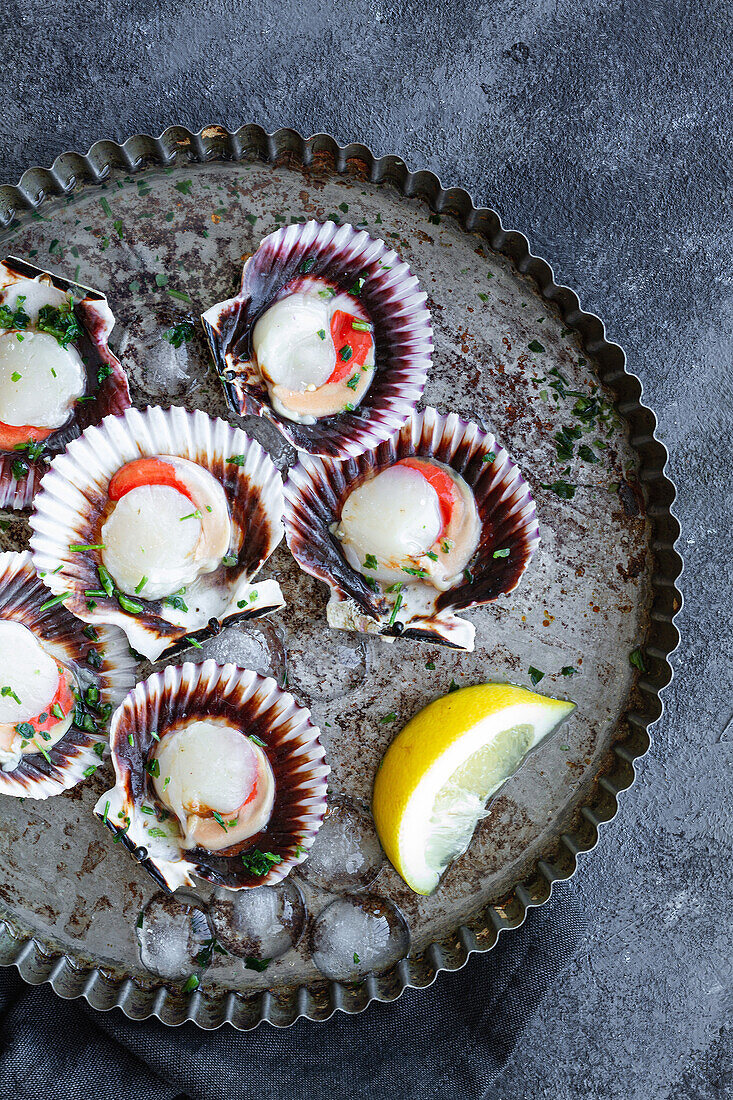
[372,683,575,895]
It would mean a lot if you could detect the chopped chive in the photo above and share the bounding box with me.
[39,593,68,611]
[186,636,203,648]
[346,372,360,389]
[349,275,366,295]
[102,800,110,824]
[10,371,21,382]
[85,589,107,599]
[0,686,21,705]
[118,594,144,614]
[69,543,106,552]
[227,454,246,467]
[221,554,238,567]
[560,666,578,677]
[401,566,427,577]
[528,340,545,353]
[83,765,97,777]
[426,551,438,561]
[388,591,403,627]
[380,712,397,723]
[167,289,192,304]
[482,451,496,464]
[448,679,460,693]
[317,328,326,340]
[37,745,52,764]
[351,320,371,332]
[425,661,436,670]
[97,564,115,597]
[144,757,160,778]
[363,554,378,571]
[249,734,267,748]
[528,666,545,685]
[179,510,201,521]
[134,575,148,594]
[300,256,316,274]
[493,548,510,559]
[212,811,229,831]
[339,345,353,362]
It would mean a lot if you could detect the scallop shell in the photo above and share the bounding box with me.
[94,660,330,893]
[201,220,432,458]
[0,550,136,798]
[0,257,130,510]
[283,406,540,652]
[29,405,285,663]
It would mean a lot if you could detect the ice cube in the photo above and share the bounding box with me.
[192,621,285,681]
[299,796,384,892]
[310,894,410,981]
[136,891,213,979]
[209,879,306,961]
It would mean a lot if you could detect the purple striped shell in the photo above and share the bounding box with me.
[201,220,432,458]
[0,551,136,798]
[29,405,285,663]
[94,661,329,893]
[283,406,540,652]
[0,258,130,510]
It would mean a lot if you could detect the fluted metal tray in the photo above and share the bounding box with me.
[0,125,682,1029]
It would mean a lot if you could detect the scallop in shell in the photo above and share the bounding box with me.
[202,220,432,458]
[0,257,130,509]
[283,406,539,652]
[94,660,329,892]
[29,405,285,663]
[0,550,136,797]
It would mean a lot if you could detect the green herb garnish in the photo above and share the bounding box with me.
[401,566,427,577]
[39,593,68,611]
[37,302,82,348]
[227,454,246,466]
[144,757,160,778]
[163,321,195,348]
[241,849,282,877]
[560,666,578,677]
[0,686,20,705]
[380,712,397,723]
[363,554,378,571]
[528,666,545,685]
[244,957,270,972]
[346,372,360,389]
[339,345,353,362]
[629,648,646,672]
[0,296,29,330]
[492,548,510,558]
[118,594,144,614]
[540,480,576,500]
[528,339,545,354]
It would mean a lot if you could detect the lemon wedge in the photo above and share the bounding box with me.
[372,683,575,895]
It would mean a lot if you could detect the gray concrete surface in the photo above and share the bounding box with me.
[0,0,730,1096]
